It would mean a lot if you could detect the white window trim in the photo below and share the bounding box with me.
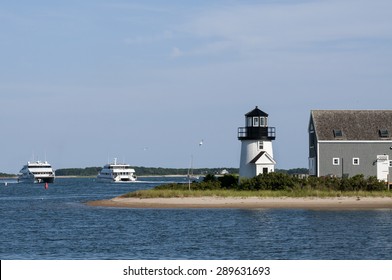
[258,141,264,150]
[333,158,340,165]
[353,158,360,166]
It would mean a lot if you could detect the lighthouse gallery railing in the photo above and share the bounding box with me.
[238,127,276,140]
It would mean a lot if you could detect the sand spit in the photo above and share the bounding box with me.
[86,196,392,210]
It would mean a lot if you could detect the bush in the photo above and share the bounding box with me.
[155,172,388,193]
[365,176,387,191]
[238,172,298,191]
[203,174,217,182]
[191,180,222,190]
[218,174,239,189]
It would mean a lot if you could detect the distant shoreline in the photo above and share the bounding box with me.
[0,175,198,180]
[86,196,392,210]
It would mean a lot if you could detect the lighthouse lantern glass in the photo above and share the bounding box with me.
[247,117,252,127]
[253,117,259,127]
[260,117,265,127]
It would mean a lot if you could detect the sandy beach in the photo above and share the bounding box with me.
[86,196,392,209]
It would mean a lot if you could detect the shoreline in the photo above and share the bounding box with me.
[86,196,392,210]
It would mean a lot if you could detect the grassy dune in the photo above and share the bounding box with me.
[122,189,392,199]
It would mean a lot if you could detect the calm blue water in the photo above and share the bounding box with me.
[0,177,391,260]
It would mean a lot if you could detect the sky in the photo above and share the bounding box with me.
[1,0,392,173]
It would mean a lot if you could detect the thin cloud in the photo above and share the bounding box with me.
[170,47,183,58]
[124,30,173,45]
[177,0,392,56]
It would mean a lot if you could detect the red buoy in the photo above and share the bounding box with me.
[44,183,48,190]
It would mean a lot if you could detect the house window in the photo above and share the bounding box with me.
[353,158,360,165]
[333,158,340,165]
[379,129,389,138]
[258,141,264,150]
[389,160,392,167]
[333,129,343,138]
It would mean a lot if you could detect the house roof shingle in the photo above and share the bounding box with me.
[311,110,392,141]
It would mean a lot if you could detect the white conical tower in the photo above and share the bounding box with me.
[238,106,276,179]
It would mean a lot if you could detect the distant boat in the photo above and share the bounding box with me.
[187,155,200,181]
[97,158,137,182]
[18,161,55,184]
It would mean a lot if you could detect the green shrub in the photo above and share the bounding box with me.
[218,174,239,189]
[365,176,387,191]
[203,174,217,182]
[238,172,298,191]
[154,172,388,193]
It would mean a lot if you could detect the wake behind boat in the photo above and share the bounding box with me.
[97,158,137,183]
[18,161,55,184]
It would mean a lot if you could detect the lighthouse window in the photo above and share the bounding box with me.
[247,117,252,127]
[260,117,265,127]
[253,117,259,127]
[258,141,264,150]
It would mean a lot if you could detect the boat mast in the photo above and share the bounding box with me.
[187,155,194,191]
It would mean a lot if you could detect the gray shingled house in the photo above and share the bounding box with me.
[308,110,392,182]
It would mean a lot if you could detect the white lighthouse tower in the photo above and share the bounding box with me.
[238,106,276,178]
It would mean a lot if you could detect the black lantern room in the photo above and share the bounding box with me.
[238,106,276,140]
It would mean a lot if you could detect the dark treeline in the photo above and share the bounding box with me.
[275,168,309,175]
[1,167,309,177]
[55,167,239,176]
[54,167,309,177]
[133,167,239,176]
[55,167,102,177]
[0,172,16,178]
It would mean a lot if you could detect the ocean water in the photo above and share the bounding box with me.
[0,177,391,260]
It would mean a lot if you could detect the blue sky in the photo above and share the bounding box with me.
[1,0,392,173]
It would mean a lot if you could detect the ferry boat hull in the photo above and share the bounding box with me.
[96,174,137,183]
[97,158,137,183]
[18,161,55,184]
[18,175,55,184]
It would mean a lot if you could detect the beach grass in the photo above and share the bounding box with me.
[120,173,392,199]
[121,189,392,199]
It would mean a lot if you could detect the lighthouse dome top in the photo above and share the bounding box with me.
[245,106,268,117]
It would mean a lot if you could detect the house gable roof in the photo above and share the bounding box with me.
[249,151,276,164]
[311,110,392,141]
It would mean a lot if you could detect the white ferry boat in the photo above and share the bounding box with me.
[97,159,137,182]
[18,161,55,184]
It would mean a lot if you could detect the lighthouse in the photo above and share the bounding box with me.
[238,106,276,178]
